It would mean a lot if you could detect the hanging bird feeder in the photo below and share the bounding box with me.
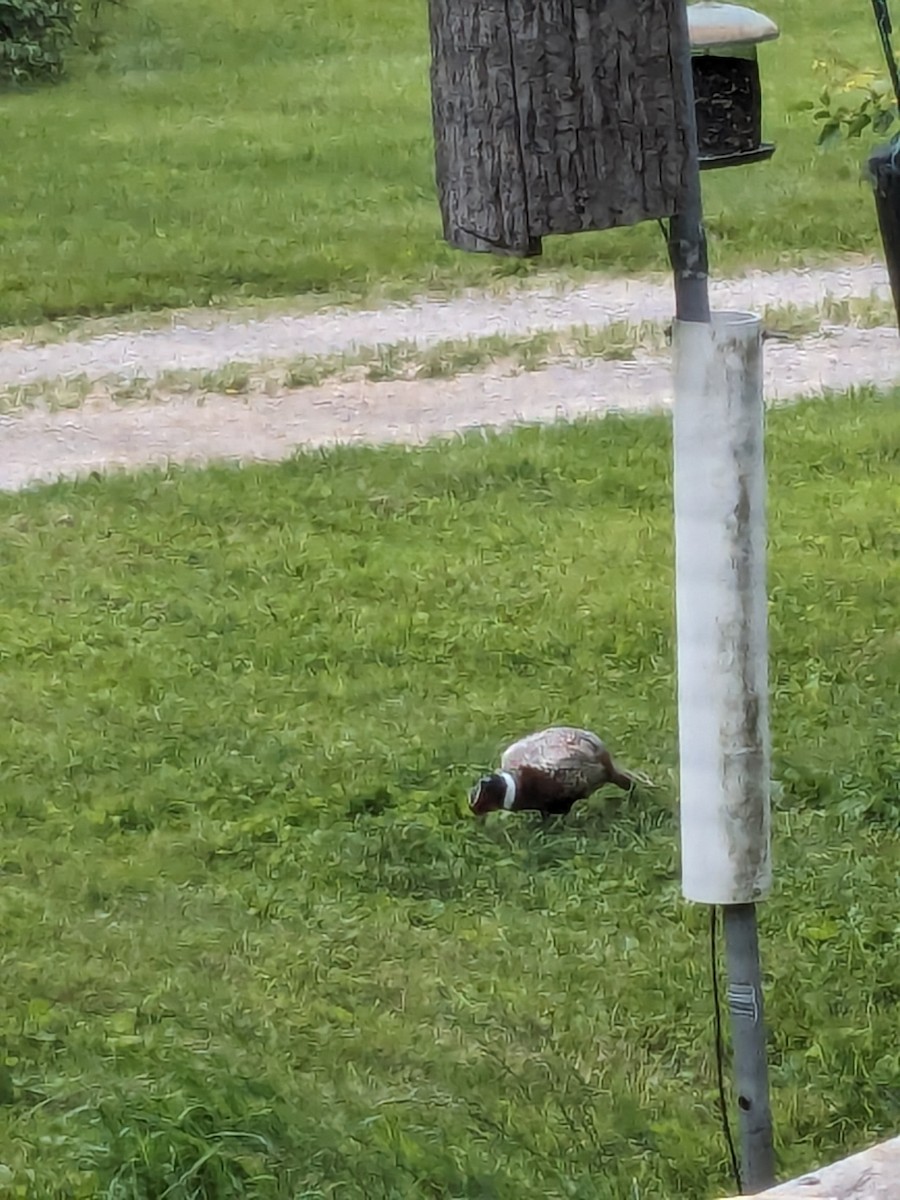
[426,0,696,257]
[688,2,780,169]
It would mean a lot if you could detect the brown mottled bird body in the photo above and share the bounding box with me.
[469,726,645,818]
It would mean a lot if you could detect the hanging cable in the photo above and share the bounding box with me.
[870,0,900,110]
[711,905,742,1192]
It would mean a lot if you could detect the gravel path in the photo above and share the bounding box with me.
[1,261,896,493]
[3,324,898,493]
[0,262,891,386]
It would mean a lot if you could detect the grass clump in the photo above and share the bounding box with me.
[0,388,898,1196]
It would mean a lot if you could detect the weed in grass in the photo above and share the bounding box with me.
[570,320,668,362]
[197,363,254,396]
[108,376,154,405]
[760,295,898,338]
[364,342,418,382]
[0,389,898,1195]
[416,335,509,378]
[818,294,898,328]
[515,330,558,371]
[282,357,329,389]
[0,374,96,414]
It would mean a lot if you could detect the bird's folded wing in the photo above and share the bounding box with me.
[501,727,606,772]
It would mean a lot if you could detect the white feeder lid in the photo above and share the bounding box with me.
[688,2,780,50]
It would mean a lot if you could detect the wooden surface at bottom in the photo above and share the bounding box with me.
[720,1133,900,1199]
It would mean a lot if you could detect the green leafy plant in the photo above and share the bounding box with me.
[807,58,900,145]
[0,0,118,85]
[0,0,80,84]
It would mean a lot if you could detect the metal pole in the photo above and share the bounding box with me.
[869,0,900,111]
[668,7,775,1191]
[667,0,711,324]
[723,904,777,1192]
[668,205,710,324]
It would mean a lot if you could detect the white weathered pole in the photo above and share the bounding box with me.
[674,312,771,907]
[673,310,776,1191]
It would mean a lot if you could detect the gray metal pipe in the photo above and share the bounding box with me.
[723,903,777,1192]
[667,0,711,323]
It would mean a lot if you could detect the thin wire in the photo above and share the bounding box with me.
[711,905,742,1193]
[870,0,900,110]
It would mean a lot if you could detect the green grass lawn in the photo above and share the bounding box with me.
[0,389,898,1197]
[0,0,890,327]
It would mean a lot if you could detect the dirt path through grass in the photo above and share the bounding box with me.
[0,262,890,385]
[2,326,898,493]
[1,261,897,491]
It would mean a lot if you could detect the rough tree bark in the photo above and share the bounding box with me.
[428,0,694,256]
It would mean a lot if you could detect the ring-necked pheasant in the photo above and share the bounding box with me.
[469,726,649,818]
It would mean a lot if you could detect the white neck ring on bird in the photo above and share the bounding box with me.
[500,772,517,810]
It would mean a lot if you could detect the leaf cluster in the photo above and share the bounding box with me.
[804,58,900,146]
[0,0,117,85]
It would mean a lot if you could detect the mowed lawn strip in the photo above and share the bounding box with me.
[0,0,888,326]
[0,387,898,1196]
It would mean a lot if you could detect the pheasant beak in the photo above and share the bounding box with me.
[468,777,493,817]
